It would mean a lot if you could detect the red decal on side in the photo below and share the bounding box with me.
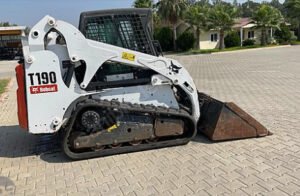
[16,64,28,130]
[30,84,58,94]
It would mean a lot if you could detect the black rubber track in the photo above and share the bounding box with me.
[62,99,197,160]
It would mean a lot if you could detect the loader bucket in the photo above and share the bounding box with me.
[197,93,271,141]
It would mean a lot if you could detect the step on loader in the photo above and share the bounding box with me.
[15,9,270,160]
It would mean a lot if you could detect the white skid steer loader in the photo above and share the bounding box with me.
[16,9,270,160]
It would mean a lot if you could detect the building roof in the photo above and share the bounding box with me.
[0,26,26,31]
[233,18,254,29]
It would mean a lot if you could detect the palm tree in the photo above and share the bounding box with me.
[207,3,237,50]
[184,5,209,49]
[285,0,300,40]
[252,4,282,46]
[158,0,188,50]
[133,0,153,8]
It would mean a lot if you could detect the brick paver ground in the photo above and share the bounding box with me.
[0,46,299,196]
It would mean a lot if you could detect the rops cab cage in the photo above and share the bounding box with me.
[79,8,161,56]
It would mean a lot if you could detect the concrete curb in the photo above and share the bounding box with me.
[211,45,292,55]
[167,45,293,57]
[0,78,14,103]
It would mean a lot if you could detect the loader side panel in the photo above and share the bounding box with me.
[24,51,80,134]
[16,64,28,130]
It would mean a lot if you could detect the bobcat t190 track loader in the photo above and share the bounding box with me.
[16,9,270,160]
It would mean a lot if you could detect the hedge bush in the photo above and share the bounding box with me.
[224,31,241,48]
[154,27,173,51]
[274,24,292,44]
[176,31,195,51]
[243,39,256,46]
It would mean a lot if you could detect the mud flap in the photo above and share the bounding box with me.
[197,93,271,141]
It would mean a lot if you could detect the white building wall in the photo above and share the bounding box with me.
[199,30,220,50]
[175,22,274,50]
[243,28,273,45]
[243,28,261,45]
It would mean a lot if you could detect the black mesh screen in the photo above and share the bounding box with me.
[84,14,153,55]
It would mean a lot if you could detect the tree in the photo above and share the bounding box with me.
[158,0,187,50]
[233,0,238,7]
[195,0,210,7]
[207,3,237,50]
[240,1,260,17]
[252,4,282,46]
[186,0,197,5]
[154,27,173,51]
[269,0,285,13]
[274,23,293,44]
[264,0,286,17]
[176,31,195,51]
[224,31,241,47]
[184,5,209,49]
[133,0,153,8]
[285,0,300,40]
[0,22,17,27]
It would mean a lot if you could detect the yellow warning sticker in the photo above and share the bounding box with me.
[107,124,118,132]
[122,52,135,61]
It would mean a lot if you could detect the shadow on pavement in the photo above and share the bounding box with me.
[0,125,215,163]
[0,125,70,163]
[0,176,15,195]
[192,133,213,144]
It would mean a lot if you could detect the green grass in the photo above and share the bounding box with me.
[291,40,300,45]
[181,44,280,55]
[0,79,9,95]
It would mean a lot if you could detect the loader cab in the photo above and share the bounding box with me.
[77,8,161,91]
[79,8,161,56]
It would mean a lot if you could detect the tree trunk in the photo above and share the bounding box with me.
[195,27,200,50]
[173,25,177,51]
[219,30,225,50]
[261,28,267,46]
[298,23,300,41]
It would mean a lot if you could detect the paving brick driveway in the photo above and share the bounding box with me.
[0,46,299,196]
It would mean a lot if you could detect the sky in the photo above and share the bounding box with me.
[0,0,134,27]
[0,0,282,27]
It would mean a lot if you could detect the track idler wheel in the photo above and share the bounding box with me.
[69,131,86,150]
[91,144,105,151]
[129,140,142,146]
[109,143,122,148]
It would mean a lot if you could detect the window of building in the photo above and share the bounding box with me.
[210,33,218,42]
[248,31,255,39]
